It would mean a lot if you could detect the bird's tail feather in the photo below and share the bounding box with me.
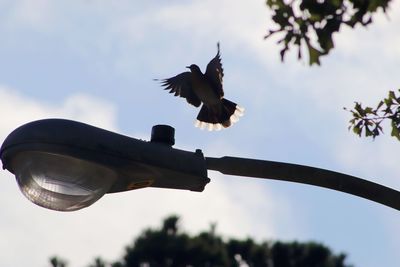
[195,98,244,131]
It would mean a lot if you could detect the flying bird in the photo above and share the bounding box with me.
[157,43,244,131]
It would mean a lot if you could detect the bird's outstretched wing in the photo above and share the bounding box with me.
[157,72,201,107]
[205,42,224,98]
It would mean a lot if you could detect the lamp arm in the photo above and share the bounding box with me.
[205,156,400,211]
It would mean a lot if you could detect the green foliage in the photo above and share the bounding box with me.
[88,257,107,267]
[50,215,353,267]
[347,89,400,140]
[264,0,398,140]
[120,216,230,266]
[272,241,349,267]
[49,256,68,267]
[265,0,391,65]
[115,215,353,266]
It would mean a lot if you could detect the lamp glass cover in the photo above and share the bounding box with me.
[11,151,117,211]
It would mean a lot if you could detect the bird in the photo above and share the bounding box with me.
[157,43,244,131]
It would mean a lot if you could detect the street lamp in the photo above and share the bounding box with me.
[1,119,399,212]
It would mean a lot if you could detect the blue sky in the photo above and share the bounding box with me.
[0,1,400,266]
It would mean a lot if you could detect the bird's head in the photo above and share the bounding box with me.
[186,64,202,74]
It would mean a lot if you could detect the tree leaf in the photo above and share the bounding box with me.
[307,43,321,65]
[391,120,400,140]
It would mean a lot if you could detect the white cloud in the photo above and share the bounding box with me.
[0,86,117,140]
[141,0,277,62]
[3,0,54,32]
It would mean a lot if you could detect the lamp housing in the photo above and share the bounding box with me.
[0,119,209,211]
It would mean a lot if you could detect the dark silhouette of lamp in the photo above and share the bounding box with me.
[1,119,399,212]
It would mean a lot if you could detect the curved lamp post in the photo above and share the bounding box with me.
[1,119,399,212]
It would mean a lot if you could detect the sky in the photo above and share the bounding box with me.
[0,1,400,266]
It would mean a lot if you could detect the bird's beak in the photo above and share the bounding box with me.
[186,66,190,69]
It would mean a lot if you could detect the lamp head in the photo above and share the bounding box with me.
[0,119,209,211]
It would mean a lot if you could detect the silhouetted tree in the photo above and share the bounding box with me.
[265,0,390,65]
[50,215,353,266]
[88,257,107,267]
[271,241,349,267]
[50,256,67,267]
[264,0,399,140]
[346,89,400,140]
[112,215,352,267]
